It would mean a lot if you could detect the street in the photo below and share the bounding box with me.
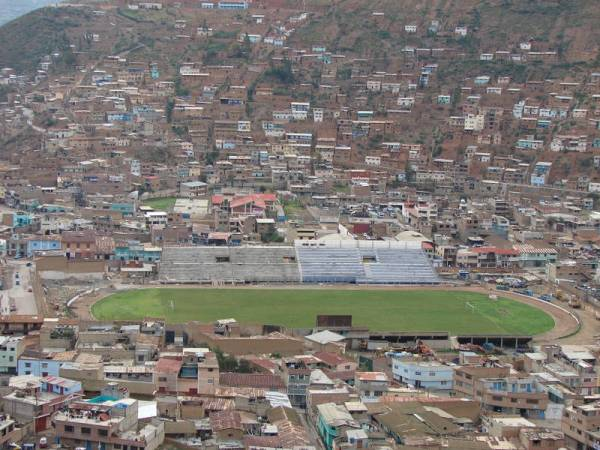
[1,259,38,315]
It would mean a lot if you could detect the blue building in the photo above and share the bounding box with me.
[18,353,75,377]
[27,239,61,257]
[530,162,552,186]
[316,403,359,450]
[530,174,546,186]
[218,1,248,9]
[42,376,82,396]
[38,204,69,213]
[536,119,551,129]
[15,212,34,227]
[114,240,162,263]
[111,202,135,216]
[106,112,133,122]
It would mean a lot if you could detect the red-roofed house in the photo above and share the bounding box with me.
[210,410,243,440]
[219,373,286,392]
[246,358,278,374]
[230,194,277,215]
[314,352,358,372]
[214,194,278,216]
[354,372,389,402]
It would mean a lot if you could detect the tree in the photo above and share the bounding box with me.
[214,348,253,373]
[206,147,220,164]
[264,59,295,84]
[261,231,284,243]
[165,98,175,123]
[174,76,189,97]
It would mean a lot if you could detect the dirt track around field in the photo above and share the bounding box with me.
[75,283,589,342]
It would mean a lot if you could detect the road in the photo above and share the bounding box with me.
[1,260,38,315]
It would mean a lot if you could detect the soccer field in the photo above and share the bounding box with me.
[91,288,555,335]
[141,197,177,211]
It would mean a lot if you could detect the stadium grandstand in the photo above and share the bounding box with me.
[159,240,439,285]
[159,246,301,283]
[295,240,440,284]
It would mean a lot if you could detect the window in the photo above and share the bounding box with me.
[81,427,91,435]
[98,429,108,437]
[25,363,31,368]
[41,363,48,368]
[64,425,74,433]
[158,377,167,382]
[216,256,230,263]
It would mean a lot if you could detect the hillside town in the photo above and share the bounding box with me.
[0,0,599,449]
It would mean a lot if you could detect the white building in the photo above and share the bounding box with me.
[313,108,324,123]
[144,211,168,229]
[0,337,25,374]
[391,354,454,390]
[291,102,310,120]
[464,114,485,132]
[455,26,468,37]
[365,156,381,166]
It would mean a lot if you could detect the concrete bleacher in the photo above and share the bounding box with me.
[296,247,365,283]
[358,248,440,284]
[159,246,301,283]
[159,240,440,285]
[295,241,440,285]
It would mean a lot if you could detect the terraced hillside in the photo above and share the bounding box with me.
[1,0,598,77]
[294,0,599,64]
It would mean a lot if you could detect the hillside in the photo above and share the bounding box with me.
[292,0,600,73]
[1,0,598,78]
[0,0,61,26]
[0,6,94,73]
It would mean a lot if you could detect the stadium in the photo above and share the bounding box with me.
[92,287,556,337]
[89,239,577,342]
[158,240,440,284]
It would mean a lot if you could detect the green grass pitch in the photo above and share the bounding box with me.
[142,197,177,211]
[91,288,555,335]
